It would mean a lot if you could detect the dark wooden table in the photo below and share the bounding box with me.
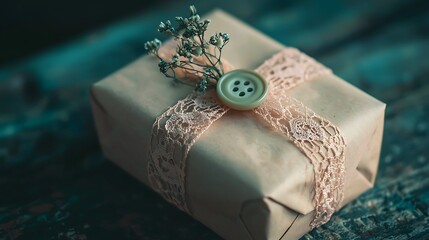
[1,0,428,239]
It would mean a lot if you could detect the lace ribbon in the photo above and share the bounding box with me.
[147,48,346,228]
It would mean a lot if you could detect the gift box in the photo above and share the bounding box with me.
[90,9,386,240]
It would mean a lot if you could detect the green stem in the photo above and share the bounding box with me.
[199,35,222,78]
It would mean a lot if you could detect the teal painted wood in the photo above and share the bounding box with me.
[0,0,428,239]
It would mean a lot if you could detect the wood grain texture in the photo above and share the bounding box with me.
[0,0,428,239]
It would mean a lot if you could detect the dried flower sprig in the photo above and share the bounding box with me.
[144,5,230,93]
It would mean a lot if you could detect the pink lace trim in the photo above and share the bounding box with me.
[147,92,229,213]
[148,48,346,228]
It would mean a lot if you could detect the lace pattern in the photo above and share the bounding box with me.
[255,48,332,93]
[255,48,345,228]
[148,92,229,213]
[254,95,345,228]
[147,47,346,228]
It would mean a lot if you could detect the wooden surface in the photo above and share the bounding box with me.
[1,0,429,239]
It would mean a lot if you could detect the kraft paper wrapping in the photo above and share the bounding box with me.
[90,10,386,240]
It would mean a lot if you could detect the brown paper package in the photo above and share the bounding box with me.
[90,10,386,240]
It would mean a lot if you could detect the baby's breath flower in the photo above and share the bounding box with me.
[175,16,188,31]
[158,20,174,34]
[189,5,197,16]
[210,33,230,47]
[192,47,202,57]
[158,59,169,74]
[144,38,162,53]
[195,77,208,93]
[145,5,230,93]
[189,14,200,23]
[202,19,211,31]
[171,53,181,67]
[221,33,230,41]
[209,33,223,47]
[183,25,198,38]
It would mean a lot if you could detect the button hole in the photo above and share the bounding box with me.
[239,92,245,97]
[244,81,250,85]
[234,81,240,85]
[233,87,239,92]
[247,88,253,92]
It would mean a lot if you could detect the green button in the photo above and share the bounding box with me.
[216,69,268,110]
